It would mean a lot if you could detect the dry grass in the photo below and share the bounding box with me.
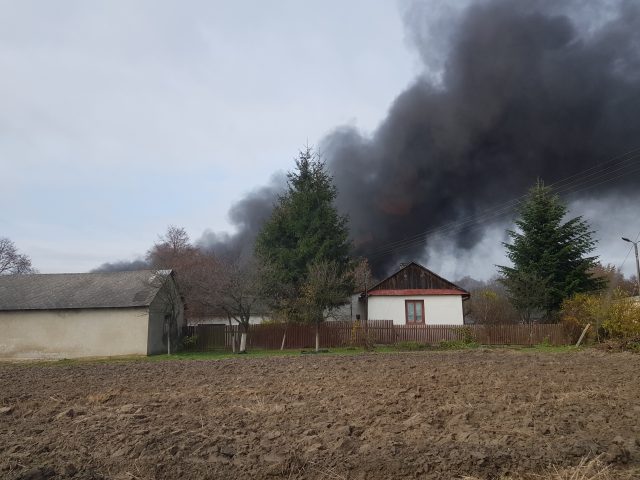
[86,388,122,404]
[463,457,640,480]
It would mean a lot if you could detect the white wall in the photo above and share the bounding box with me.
[188,315,268,326]
[330,294,364,322]
[0,307,150,359]
[368,295,464,325]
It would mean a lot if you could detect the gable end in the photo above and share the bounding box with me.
[368,262,469,298]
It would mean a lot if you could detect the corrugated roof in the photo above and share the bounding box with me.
[0,270,172,311]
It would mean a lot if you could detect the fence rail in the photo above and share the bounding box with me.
[184,321,571,351]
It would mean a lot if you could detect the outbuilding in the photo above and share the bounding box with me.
[354,262,469,325]
[0,270,184,359]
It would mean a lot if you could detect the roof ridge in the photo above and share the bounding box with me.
[366,261,468,294]
[0,269,175,311]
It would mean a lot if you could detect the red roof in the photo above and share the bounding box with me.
[367,289,467,297]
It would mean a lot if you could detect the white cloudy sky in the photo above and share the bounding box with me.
[2,1,638,280]
[1,1,422,273]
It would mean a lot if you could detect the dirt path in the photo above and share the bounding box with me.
[1,350,639,479]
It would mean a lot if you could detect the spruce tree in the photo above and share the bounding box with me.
[498,181,605,321]
[255,147,352,320]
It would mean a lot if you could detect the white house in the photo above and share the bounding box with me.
[350,262,469,325]
[0,270,184,359]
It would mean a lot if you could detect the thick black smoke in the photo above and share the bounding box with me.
[203,0,640,275]
[92,259,149,272]
[198,174,286,261]
[323,0,640,273]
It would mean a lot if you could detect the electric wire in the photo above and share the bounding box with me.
[366,157,640,258]
[361,148,640,259]
[619,231,640,271]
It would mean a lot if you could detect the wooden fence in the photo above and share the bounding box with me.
[184,321,571,351]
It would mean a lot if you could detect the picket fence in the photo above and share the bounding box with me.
[184,320,571,351]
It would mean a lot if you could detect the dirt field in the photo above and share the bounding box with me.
[1,350,640,480]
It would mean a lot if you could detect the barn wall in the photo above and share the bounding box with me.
[0,308,149,359]
[148,277,185,355]
[368,296,464,325]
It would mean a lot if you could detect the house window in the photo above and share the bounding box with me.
[405,300,425,324]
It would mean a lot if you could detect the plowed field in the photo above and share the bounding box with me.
[1,350,639,479]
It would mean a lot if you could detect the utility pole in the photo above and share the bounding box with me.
[364,270,369,342]
[364,270,369,323]
[622,237,640,296]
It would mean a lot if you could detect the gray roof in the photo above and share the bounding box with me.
[0,270,172,311]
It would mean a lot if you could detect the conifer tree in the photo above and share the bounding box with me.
[498,181,605,321]
[255,147,352,325]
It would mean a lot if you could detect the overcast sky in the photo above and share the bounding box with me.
[1,1,420,273]
[2,1,638,280]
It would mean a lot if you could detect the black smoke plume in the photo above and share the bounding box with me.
[105,0,640,276]
[323,0,640,274]
[203,0,640,275]
[198,174,286,260]
[92,259,149,272]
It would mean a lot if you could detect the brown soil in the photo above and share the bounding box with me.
[1,350,640,480]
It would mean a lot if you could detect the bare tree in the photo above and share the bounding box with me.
[351,257,376,293]
[146,225,218,321]
[590,263,635,296]
[463,277,519,324]
[300,260,352,352]
[0,237,35,275]
[214,258,263,353]
[147,226,193,266]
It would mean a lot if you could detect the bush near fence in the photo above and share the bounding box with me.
[184,321,572,352]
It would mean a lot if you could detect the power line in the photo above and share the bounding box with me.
[543,147,640,191]
[367,158,640,258]
[362,148,640,259]
[370,152,640,256]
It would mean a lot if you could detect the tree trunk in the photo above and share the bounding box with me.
[228,316,236,353]
[240,332,247,353]
[280,326,287,351]
[315,323,320,352]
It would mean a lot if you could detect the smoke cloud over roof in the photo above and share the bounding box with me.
[198,0,640,276]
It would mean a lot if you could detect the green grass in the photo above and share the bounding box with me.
[0,344,581,367]
[160,347,371,361]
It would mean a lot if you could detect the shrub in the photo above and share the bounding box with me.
[181,335,198,350]
[438,340,479,350]
[596,336,640,353]
[561,289,640,341]
[454,326,476,344]
[394,341,429,351]
[350,320,376,351]
[536,337,552,348]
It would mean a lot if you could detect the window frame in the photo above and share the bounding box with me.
[405,299,425,324]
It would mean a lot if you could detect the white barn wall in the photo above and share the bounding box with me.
[368,295,464,325]
[0,308,150,359]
